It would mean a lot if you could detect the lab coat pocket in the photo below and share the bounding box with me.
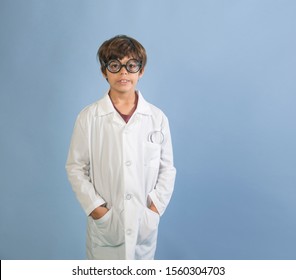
[90,208,124,247]
[144,142,161,168]
[137,207,160,245]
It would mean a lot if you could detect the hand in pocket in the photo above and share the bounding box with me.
[90,206,109,220]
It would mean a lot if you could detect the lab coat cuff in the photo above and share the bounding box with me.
[85,198,106,216]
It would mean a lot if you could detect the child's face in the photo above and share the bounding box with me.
[103,56,144,96]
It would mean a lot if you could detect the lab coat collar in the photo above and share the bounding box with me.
[135,91,153,116]
[95,90,152,117]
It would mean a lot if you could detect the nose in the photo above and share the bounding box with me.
[119,65,128,74]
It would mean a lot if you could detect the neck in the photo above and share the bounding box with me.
[109,90,137,105]
[109,91,138,116]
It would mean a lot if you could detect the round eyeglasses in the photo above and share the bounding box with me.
[105,59,142,73]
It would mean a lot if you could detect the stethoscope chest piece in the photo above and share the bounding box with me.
[148,131,164,144]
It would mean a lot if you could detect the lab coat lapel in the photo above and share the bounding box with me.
[96,92,125,126]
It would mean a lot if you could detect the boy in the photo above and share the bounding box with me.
[66,35,176,260]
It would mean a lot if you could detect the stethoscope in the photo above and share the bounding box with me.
[147,130,164,144]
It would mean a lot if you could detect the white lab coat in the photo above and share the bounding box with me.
[66,91,176,260]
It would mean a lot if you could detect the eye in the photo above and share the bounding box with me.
[108,60,121,72]
[127,60,140,72]
[127,62,136,68]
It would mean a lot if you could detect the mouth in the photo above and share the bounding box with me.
[118,79,130,84]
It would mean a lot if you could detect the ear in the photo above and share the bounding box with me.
[139,67,145,78]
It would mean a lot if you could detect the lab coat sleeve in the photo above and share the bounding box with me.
[65,113,105,216]
[148,115,176,216]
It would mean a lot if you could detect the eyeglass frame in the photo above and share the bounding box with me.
[104,58,142,74]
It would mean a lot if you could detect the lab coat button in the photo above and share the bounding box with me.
[126,229,132,235]
[125,161,132,166]
[126,193,132,200]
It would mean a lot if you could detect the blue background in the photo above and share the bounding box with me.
[0,0,295,259]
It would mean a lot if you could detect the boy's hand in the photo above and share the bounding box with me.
[149,202,159,215]
[90,206,109,220]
